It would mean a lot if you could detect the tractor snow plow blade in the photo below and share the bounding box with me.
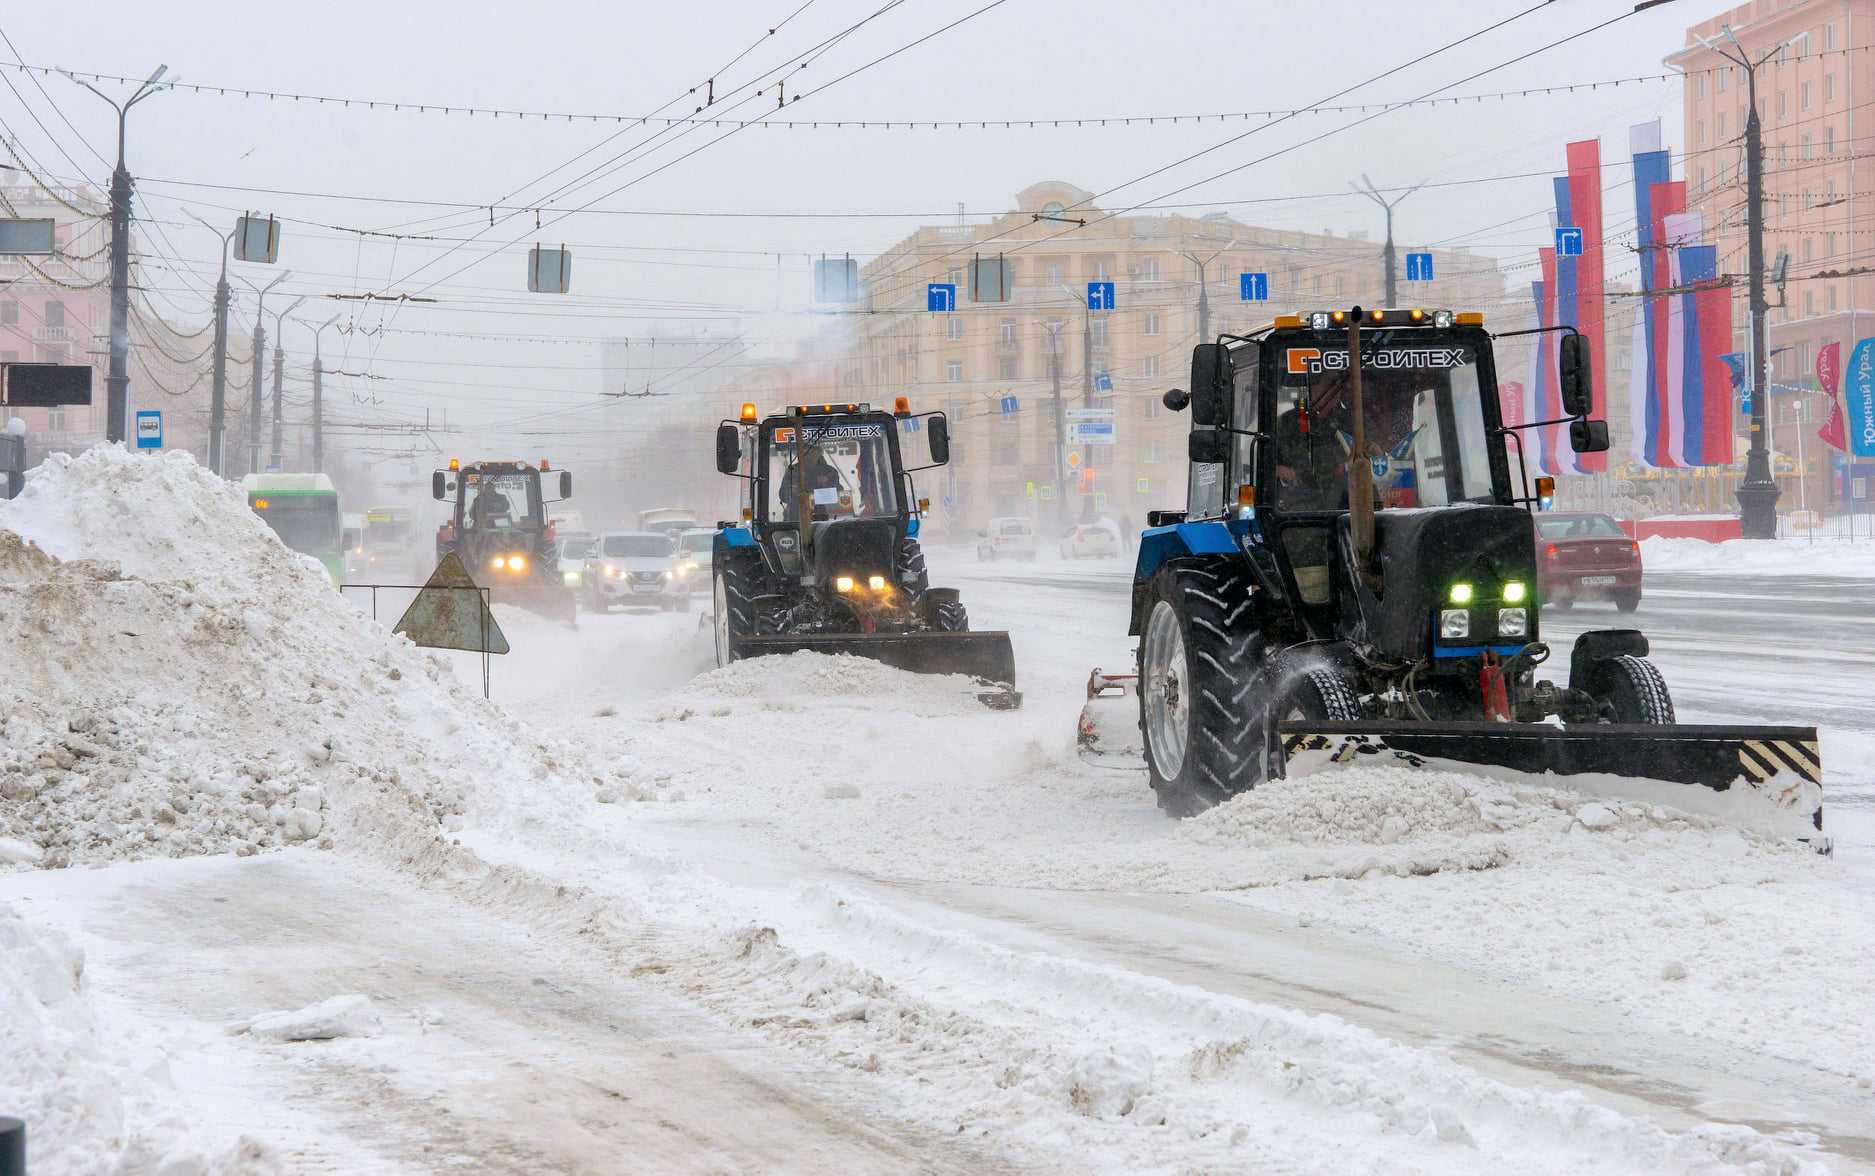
[1077,669,1143,764]
[1281,720,1826,847]
[737,631,1019,707]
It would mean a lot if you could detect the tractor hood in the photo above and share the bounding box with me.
[812,517,898,584]
[1358,504,1537,661]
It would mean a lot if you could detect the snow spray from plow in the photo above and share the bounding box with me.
[1280,721,1826,848]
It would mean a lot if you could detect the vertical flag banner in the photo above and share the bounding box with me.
[1848,338,1875,458]
[1646,180,1688,464]
[1499,380,1525,430]
[1528,247,1565,475]
[1816,341,1847,452]
[1629,121,1674,467]
[1564,139,1607,473]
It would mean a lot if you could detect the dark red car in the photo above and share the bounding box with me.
[1536,512,1642,612]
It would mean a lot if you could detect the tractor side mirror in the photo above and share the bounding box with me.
[1188,344,1227,427]
[559,470,573,499]
[1559,334,1593,417]
[926,414,950,465]
[432,471,446,500]
[1162,387,1190,413]
[1188,428,1230,465]
[1569,419,1610,454]
[715,423,741,474]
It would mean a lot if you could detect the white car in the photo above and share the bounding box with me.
[674,528,715,595]
[583,531,690,612]
[976,517,1038,561]
[1060,523,1120,560]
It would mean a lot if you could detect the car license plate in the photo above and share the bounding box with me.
[1580,575,1616,587]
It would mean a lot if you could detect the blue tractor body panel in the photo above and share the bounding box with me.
[1133,518,1251,584]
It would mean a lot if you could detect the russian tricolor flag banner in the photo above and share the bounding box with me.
[1525,248,1566,476]
[1551,140,1608,474]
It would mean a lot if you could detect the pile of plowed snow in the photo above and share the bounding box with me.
[685,648,989,715]
[0,447,631,869]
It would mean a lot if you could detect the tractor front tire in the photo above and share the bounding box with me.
[896,536,930,598]
[1137,562,1269,819]
[922,588,969,632]
[714,547,765,667]
[1597,654,1675,724]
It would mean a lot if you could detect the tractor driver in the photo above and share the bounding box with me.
[1275,369,1353,511]
[778,447,843,521]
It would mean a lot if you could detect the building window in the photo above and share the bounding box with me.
[1801,81,1812,112]
[1698,166,1708,192]
[999,355,1018,380]
[1805,237,1814,262]
[1145,397,1161,419]
[1697,120,1706,146]
[946,268,963,287]
[1142,354,1160,379]
[1825,22,1836,50]
[1829,233,1838,257]
[1805,290,1815,316]
[946,360,963,382]
[0,350,15,366]
[999,320,1017,346]
[1143,440,1160,465]
[1137,256,1160,281]
[1717,111,1726,138]
[44,301,64,328]
[1801,133,1812,160]
[946,317,963,341]
[1826,74,1835,103]
[1695,72,1706,99]
[0,300,15,326]
[1143,311,1160,336]
[1829,284,1839,311]
[1827,126,1836,155]
[1091,319,1109,348]
[47,406,65,432]
[1046,262,1063,286]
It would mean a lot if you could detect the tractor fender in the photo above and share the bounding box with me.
[719,525,757,549]
[1128,520,1248,636]
[1567,629,1650,694]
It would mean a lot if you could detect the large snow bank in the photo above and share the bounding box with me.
[0,902,278,1174]
[0,447,628,868]
[1641,533,1875,577]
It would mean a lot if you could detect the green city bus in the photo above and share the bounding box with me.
[242,472,344,584]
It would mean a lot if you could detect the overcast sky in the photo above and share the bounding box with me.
[2,0,1706,459]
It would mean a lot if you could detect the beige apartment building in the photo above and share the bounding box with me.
[725,181,1507,537]
[1670,0,1875,513]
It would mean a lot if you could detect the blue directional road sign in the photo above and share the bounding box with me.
[1405,252,1434,282]
[999,394,1020,416]
[1086,281,1116,310]
[1555,227,1584,257]
[134,410,162,450]
[926,282,956,312]
[1239,272,1269,302]
[1094,371,1113,392]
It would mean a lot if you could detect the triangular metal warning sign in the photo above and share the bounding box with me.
[392,551,510,654]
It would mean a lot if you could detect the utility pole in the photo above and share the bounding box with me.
[309,314,340,473]
[185,210,235,477]
[1180,236,1237,346]
[236,271,291,474]
[1354,175,1425,307]
[1042,319,1067,523]
[269,296,306,471]
[1701,25,1806,539]
[58,66,172,445]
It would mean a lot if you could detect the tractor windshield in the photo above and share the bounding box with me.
[764,420,899,522]
[1273,335,1496,511]
[462,472,540,532]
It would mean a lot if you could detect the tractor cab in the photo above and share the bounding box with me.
[432,458,576,617]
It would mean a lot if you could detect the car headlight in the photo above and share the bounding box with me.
[867,574,887,591]
[603,563,619,578]
[490,556,507,571]
[834,575,855,593]
[563,570,581,585]
[1439,609,1470,640]
[1498,607,1528,637]
[509,554,527,572]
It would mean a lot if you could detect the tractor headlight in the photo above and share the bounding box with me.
[1498,607,1528,637]
[508,554,527,572]
[867,574,887,592]
[1448,582,1474,605]
[835,575,855,593]
[1501,580,1527,604]
[1433,309,1455,329]
[1440,609,1470,639]
[1310,312,1331,330]
[490,556,507,571]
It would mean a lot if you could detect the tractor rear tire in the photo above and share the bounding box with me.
[1137,562,1269,819]
[1597,654,1675,724]
[1281,667,1362,722]
[895,536,930,598]
[714,547,765,666]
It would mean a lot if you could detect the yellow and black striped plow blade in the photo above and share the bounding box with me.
[1279,721,1826,849]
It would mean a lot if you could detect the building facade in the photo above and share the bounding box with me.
[723,181,1508,538]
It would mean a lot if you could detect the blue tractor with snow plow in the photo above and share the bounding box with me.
[709,397,1018,705]
[1078,306,1825,847]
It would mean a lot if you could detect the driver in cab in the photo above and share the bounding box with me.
[779,449,845,522]
[1274,370,1353,511]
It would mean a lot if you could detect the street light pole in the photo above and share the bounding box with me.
[1042,319,1067,521]
[1354,175,1426,307]
[58,65,171,446]
[1180,237,1237,346]
[269,296,306,471]
[184,210,235,477]
[1701,25,1806,539]
[309,314,340,473]
[235,271,291,474]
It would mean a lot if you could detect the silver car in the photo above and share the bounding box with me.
[583,531,690,612]
[674,528,715,594]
